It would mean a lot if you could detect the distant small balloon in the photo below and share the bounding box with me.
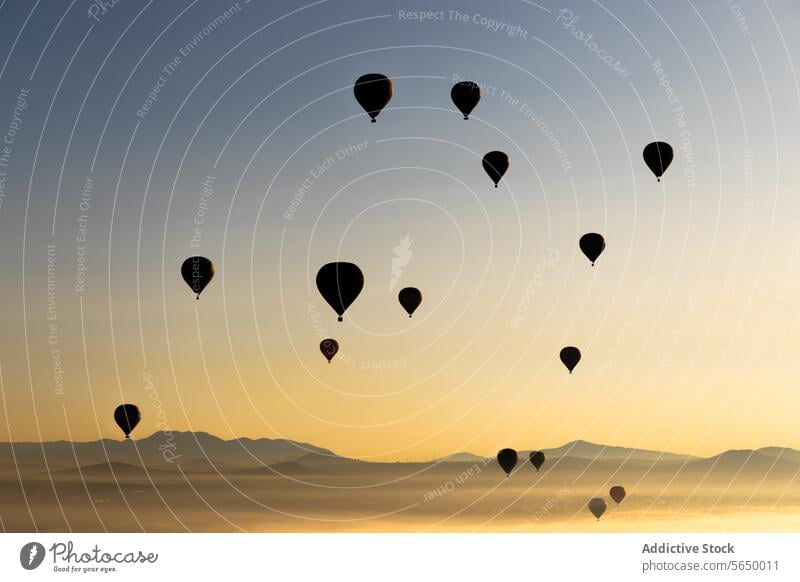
[354,74,393,122]
[114,404,141,439]
[320,339,339,363]
[588,497,607,520]
[497,448,518,477]
[181,256,214,299]
[398,287,422,317]
[610,485,626,504]
[529,451,545,472]
[643,141,673,182]
[579,233,606,266]
[482,151,509,188]
[316,262,364,322]
[451,81,481,120]
[560,346,581,373]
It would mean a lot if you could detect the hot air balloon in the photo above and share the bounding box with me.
[316,262,364,322]
[588,498,607,520]
[114,404,141,439]
[610,485,626,505]
[643,141,673,182]
[320,339,339,363]
[398,287,422,317]
[482,151,509,188]
[181,256,214,299]
[579,233,605,266]
[354,74,393,122]
[497,448,518,477]
[529,451,545,472]
[560,346,581,373]
[451,81,481,120]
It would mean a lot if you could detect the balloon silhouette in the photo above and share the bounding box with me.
[579,233,606,266]
[610,486,626,505]
[588,498,607,520]
[482,151,509,188]
[497,448,518,477]
[114,404,141,439]
[451,81,481,120]
[354,74,393,122]
[529,451,545,472]
[316,262,364,322]
[181,256,214,299]
[643,141,673,182]
[320,339,339,363]
[560,347,581,373]
[398,287,422,317]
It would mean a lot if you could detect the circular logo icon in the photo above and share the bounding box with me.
[19,542,46,570]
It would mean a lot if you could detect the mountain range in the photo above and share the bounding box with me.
[2,432,799,476]
[0,431,334,472]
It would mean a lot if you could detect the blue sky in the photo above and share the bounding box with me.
[1,0,800,458]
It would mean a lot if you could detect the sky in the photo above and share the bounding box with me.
[0,0,799,460]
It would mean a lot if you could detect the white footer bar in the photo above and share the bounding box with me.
[1,533,798,581]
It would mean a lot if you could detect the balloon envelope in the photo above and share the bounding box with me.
[316,262,364,322]
[114,404,141,439]
[181,256,214,298]
[588,498,607,520]
[560,346,581,373]
[579,233,605,266]
[398,287,422,317]
[482,151,509,187]
[497,448,518,477]
[643,141,673,181]
[320,339,339,363]
[529,451,545,471]
[354,74,393,122]
[610,485,626,504]
[451,81,481,119]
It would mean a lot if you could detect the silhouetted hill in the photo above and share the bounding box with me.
[226,461,330,476]
[295,451,363,467]
[537,440,696,462]
[757,447,800,464]
[0,431,335,472]
[5,434,800,479]
[435,452,486,463]
[683,450,800,474]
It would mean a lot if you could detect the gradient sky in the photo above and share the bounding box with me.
[1,0,800,460]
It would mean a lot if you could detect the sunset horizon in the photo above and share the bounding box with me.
[2,3,800,569]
